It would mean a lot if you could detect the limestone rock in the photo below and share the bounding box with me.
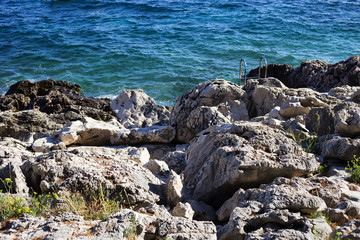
[93,208,217,240]
[249,83,338,118]
[22,146,161,206]
[32,136,65,153]
[217,182,326,222]
[183,122,320,207]
[0,145,33,195]
[171,202,195,220]
[110,125,175,145]
[188,200,217,222]
[305,106,335,136]
[171,79,249,142]
[218,209,332,240]
[0,213,97,240]
[334,102,360,137]
[330,219,360,240]
[166,170,183,207]
[160,150,187,174]
[279,101,311,118]
[57,117,119,146]
[321,136,360,162]
[141,144,176,160]
[144,159,169,176]
[110,89,170,128]
[328,85,360,100]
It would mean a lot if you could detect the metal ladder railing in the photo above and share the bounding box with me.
[239,56,268,85]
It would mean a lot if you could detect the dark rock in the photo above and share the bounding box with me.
[0,93,31,112]
[288,56,360,91]
[6,79,81,97]
[248,64,295,85]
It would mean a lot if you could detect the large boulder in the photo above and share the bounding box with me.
[110,89,170,128]
[288,56,360,91]
[171,79,249,143]
[183,122,320,207]
[22,146,161,206]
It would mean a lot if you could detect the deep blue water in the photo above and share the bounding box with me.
[1,0,360,105]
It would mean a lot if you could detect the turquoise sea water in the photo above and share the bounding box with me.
[1,0,359,105]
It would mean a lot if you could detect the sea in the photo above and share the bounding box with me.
[1,0,359,105]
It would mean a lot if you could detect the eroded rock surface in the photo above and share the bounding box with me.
[171,79,249,142]
[183,122,319,207]
[110,89,170,128]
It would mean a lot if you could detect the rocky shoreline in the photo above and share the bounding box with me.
[0,56,360,239]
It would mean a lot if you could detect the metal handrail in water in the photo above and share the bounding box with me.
[239,58,247,85]
[258,56,268,80]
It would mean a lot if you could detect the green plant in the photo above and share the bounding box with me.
[317,164,328,174]
[30,192,59,216]
[331,231,342,240]
[0,178,58,222]
[345,155,360,183]
[123,215,137,240]
[62,185,123,220]
[310,211,332,225]
[288,128,319,153]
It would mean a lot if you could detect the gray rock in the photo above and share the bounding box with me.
[0,145,33,195]
[305,106,335,136]
[217,181,326,222]
[23,146,161,206]
[141,143,176,160]
[57,117,119,146]
[279,100,310,118]
[166,170,183,207]
[249,84,338,118]
[110,125,176,145]
[160,150,187,174]
[334,102,360,137]
[321,136,360,162]
[144,159,170,176]
[110,89,170,128]
[328,85,360,101]
[0,213,98,240]
[93,208,217,240]
[218,209,332,240]
[32,136,65,153]
[183,122,320,207]
[188,200,217,222]
[171,202,195,220]
[330,219,360,240]
[171,79,249,142]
